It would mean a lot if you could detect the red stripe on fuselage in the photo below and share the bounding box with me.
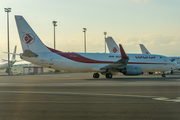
[46,46,113,63]
[46,46,62,53]
[46,46,114,63]
[0,61,7,64]
[46,46,170,65]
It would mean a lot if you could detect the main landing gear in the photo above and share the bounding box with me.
[149,72,153,75]
[106,73,113,79]
[93,73,113,79]
[93,73,100,78]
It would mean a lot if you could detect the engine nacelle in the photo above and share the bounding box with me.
[121,66,142,75]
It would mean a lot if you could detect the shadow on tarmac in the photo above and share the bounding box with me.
[84,76,180,82]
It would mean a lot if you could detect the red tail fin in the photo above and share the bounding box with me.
[119,44,129,59]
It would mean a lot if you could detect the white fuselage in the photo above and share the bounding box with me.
[0,60,15,69]
[20,52,178,73]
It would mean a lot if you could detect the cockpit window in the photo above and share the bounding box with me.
[170,59,174,62]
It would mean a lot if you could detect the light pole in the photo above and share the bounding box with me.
[104,31,107,53]
[4,7,11,76]
[52,21,57,49]
[83,28,87,53]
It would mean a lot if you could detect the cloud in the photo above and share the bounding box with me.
[114,34,180,56]
[51,33,180,56]
[0,33,179,59]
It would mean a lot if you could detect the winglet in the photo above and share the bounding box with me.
[119,44,129,59]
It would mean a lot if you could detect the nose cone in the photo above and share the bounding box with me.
[173,61,180,69]
[176,64,180,69]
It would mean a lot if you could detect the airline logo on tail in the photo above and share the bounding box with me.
[113,47,118,53]
[22,34,35,44]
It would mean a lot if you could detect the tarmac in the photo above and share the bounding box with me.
[0,72,180,120]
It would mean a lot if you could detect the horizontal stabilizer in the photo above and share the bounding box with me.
[1,59,7,61]
[22,50,38,57]
[3,52,20,55]
[16,60,24,62]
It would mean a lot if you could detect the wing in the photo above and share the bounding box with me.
[100,44,129,71]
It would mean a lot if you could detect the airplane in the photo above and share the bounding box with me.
[105,37,180,75]
[105,41,154,74]
[139,44,180,73]
[140,44,180,64]
[0,45,17,72]
[14,15,179,78]
[170,57,180,65]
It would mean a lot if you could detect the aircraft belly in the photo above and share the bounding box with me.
[127,63,168,72]
[55,61,100,72]
[51,56,104,72]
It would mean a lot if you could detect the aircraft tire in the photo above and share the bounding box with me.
[93,73,100,78]
[106,73,113,79]
[149,72,153,74]
[161,74,166,77]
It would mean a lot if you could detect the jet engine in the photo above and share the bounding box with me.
[120,66,142,75]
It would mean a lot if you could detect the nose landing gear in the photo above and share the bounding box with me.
[162,74,166,77]
[161,72,166,77]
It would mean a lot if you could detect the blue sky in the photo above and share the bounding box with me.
[0,0,180,59]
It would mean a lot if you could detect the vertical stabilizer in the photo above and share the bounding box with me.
[11,45,17,60]
[139,44,150,54]
[105,37,120,54]
[15,15,51,53]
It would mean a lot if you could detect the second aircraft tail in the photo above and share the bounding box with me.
[139,44,150,54]
[105,37,120,54]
